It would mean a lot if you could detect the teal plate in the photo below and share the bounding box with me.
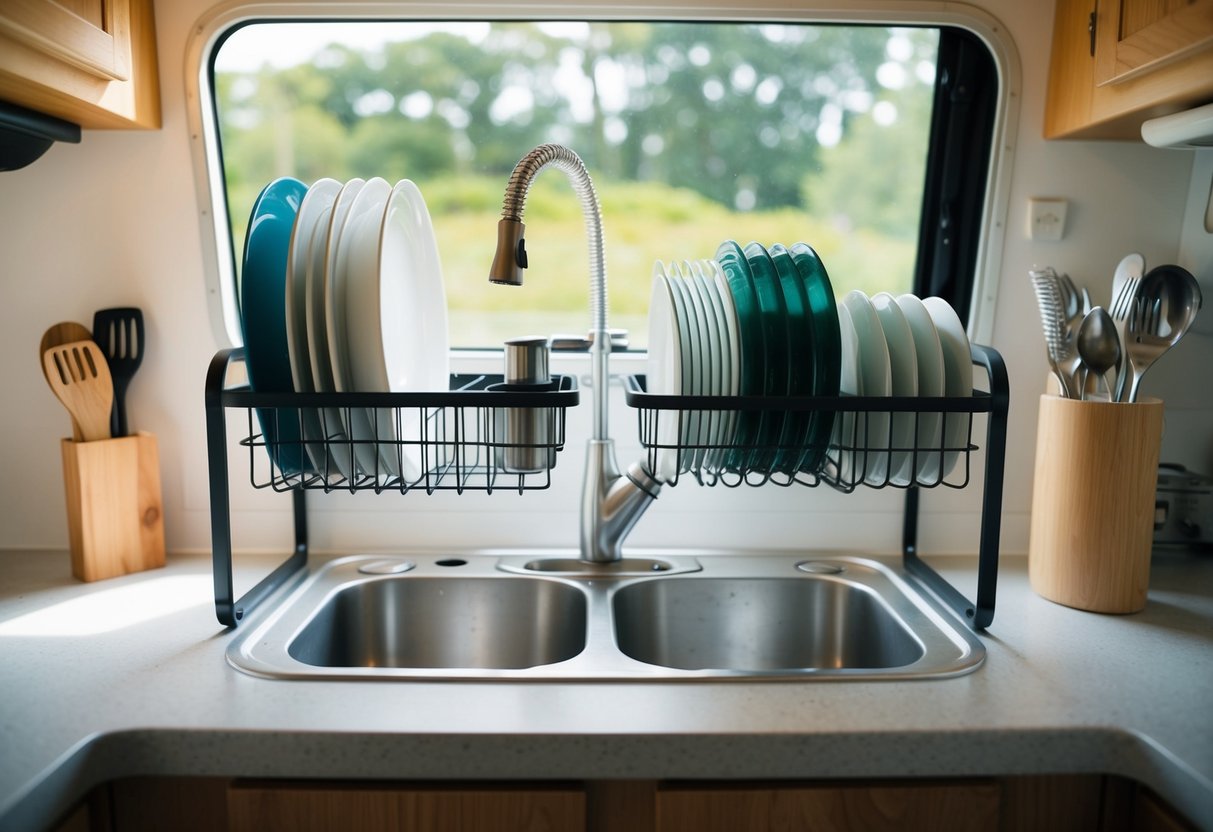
[715,241,765,472]
[767,243,816,474]
[789,242,841,474]
[241,176,309,476]
[742,241,789,475]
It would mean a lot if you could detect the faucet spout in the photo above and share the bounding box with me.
[490,144,660,560]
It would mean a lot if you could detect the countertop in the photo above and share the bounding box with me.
[1,547,1211,831]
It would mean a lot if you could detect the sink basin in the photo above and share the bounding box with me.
[613,577,923,671]
[227,554,983,681]
[289,577,586,670]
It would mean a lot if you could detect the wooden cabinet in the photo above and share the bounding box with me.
[1044,0,1213,139]
[52,774,1201,832]
[0,0,160,129]
[652,781,1000,832]
[226,782,586,832]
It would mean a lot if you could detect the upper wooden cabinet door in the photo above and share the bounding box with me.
[0,0,160,129]
[1095,0,1213,85]
[1045,0,1213,137]
[0,0,131,82]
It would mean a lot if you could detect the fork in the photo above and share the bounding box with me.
[1119,296,1165,403]
[1108,274,1141,399]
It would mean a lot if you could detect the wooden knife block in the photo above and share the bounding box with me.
[60,432,166,582]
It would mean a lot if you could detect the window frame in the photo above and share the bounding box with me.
[184,2,1020,353]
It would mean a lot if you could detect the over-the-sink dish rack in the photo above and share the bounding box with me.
[209,142,1008,634]
[205,344,1007,630]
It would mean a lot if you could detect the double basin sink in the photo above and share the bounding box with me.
[228,553,984,681]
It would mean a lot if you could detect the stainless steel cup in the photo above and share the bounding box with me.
[497,337,555,473]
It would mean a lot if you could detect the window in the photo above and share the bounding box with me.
[207,18,996,348]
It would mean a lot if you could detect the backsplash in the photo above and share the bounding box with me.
[0,0,1208,560]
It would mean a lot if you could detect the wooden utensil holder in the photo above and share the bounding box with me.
[61,431,166,582]
[1028,395,1163,613]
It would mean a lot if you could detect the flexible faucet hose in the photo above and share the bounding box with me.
[499,144,609,439]
[499,143,608,343]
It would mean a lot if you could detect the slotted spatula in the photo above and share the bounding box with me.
[92,307,144,437]
[43,340,114,442]
[39,321,93,441]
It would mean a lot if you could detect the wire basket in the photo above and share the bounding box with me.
[206,353,578,496]
[624,377,990,491]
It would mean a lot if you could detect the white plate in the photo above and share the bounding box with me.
[310,178,365,480]
[345,179,450,482]
[286,178,341,477]
[678,260,719,471]
[647,269,682,483]
[922,297,973,482]
[696,258,739,473]
[895,294,946,484]
[700,258,740,398]
[664,262,703,472]
[328,177,391,478]
[871,292,918,486]
[689,260,733,466]
[839,290,892,486]
[827,301,862,483]
[341,177,403,478]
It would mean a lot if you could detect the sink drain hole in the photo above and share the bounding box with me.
[436,558,468,567]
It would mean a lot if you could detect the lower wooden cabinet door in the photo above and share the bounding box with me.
[226,781,586,832]
[654,780,1001,832]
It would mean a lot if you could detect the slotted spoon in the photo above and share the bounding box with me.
[39,321,92,441]
[42,340,114,442]
[92,307,144,437]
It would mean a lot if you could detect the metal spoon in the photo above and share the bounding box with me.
[1119,265,1204,402]
[1076,307,1120,401]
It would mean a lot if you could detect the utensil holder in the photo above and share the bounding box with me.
[1029,395,1163,613]
[61,431,166,582]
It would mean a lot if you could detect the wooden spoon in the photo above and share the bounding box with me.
[40,322,92,441]
[42,340,113,442]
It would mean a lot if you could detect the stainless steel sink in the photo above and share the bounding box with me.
[227,554,984,681]
[613,577,924,671]
[288,577,587,670]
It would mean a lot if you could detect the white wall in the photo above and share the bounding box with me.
[1,0,1207,563]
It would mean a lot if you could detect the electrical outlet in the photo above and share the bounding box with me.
[1028,198,1068,241]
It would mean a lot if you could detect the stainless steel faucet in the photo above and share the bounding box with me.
[489,144,660,561]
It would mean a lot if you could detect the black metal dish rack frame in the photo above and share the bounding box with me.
[206,343,1007,631]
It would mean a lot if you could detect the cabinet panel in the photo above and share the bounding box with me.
[655,781,1000,832]
[227,782,586,832]
[0,0,129,81]
[1045,0,1213,138]
[0,0,159,129]
[1095,0,1213,85]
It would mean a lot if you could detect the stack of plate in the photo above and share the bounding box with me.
[647,239,972,487]
[831,289,972,487]
[240,176,450,482]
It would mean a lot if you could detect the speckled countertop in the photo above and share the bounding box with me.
[0,548,1210,831]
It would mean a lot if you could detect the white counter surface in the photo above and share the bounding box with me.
[1,548,1210,831]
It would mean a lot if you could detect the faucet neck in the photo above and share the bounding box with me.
[491,144,658,559]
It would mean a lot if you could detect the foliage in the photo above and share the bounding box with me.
[213,21,937,345]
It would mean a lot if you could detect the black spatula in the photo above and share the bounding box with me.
[92,307,145,437]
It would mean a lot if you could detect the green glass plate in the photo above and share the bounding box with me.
[767,243,816,474]
[742,241,789,475]
[715,240,765,472]
[789,242,841,474]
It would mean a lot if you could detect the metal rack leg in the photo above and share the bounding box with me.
[206,348,309,628]
[902,344,1009,631]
